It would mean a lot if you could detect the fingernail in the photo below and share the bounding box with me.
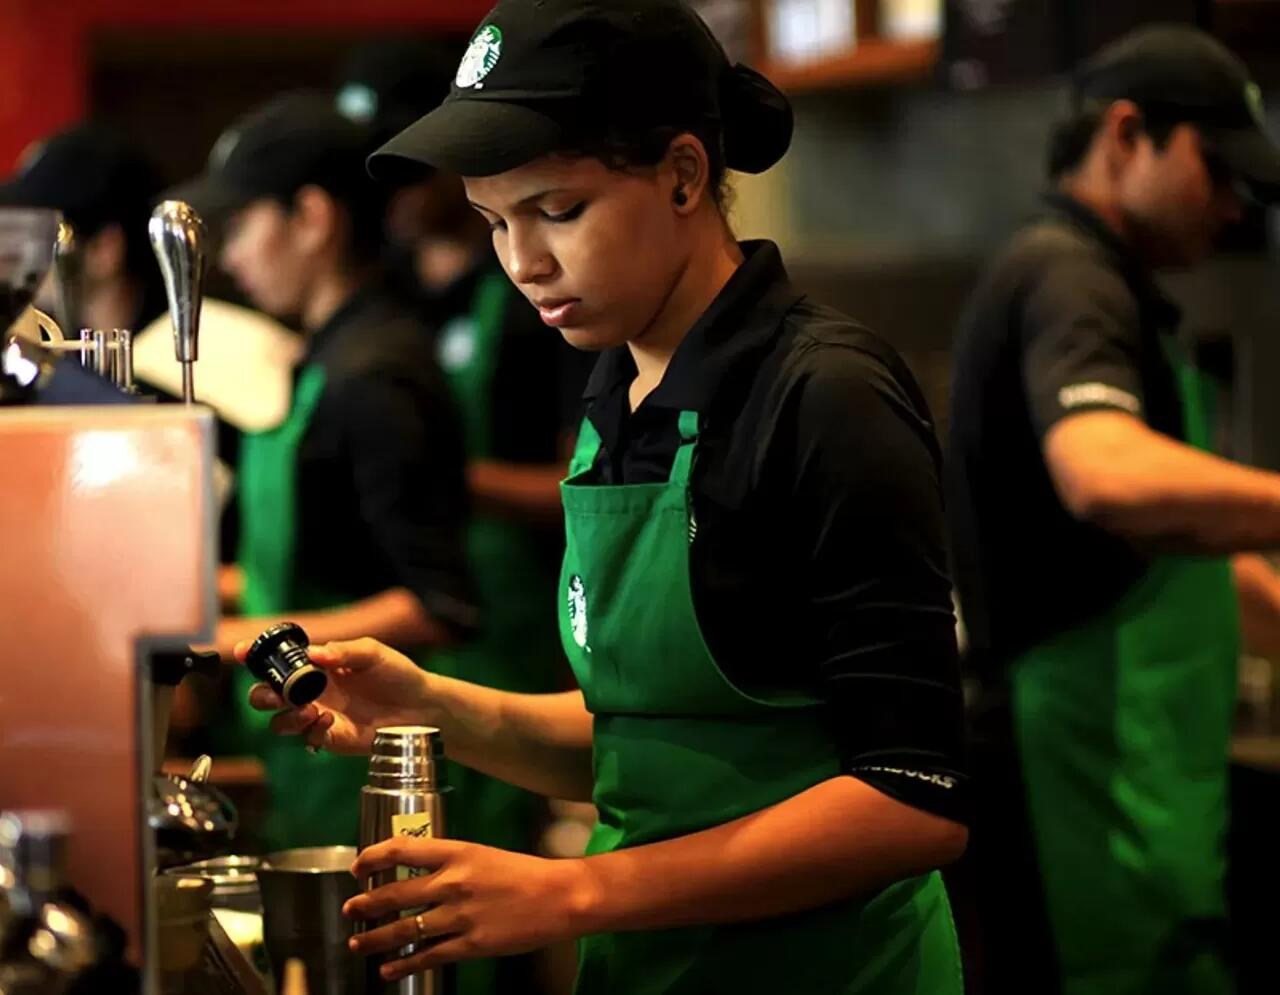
[348,937,359,951]
[381,965,395,980]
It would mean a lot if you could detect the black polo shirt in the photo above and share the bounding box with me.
[946,193,1186,679]
[579,241,967,824]
[293,284,478,637]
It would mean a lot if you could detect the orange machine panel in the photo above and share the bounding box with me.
[0,406,215,968]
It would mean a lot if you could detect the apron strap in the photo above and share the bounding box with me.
[238,363,329,616]
[669,409,700,486]
[566,416,603,478]
[564,409,699,484]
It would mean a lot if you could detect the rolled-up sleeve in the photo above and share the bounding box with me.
[789,348,969,824]
[1021,253,1147,438]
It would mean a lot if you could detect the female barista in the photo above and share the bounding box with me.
[243,1,969,990]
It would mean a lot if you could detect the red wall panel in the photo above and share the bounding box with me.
[0,0,490,169]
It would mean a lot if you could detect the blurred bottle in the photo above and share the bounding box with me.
[0,811,96,995]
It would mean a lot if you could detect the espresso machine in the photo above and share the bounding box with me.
[1,209,143,403]
[3,201,206,401]
[0,201,257,993]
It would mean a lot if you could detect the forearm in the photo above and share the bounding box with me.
[1047,413,1280,553]
[421,675,596,801]
[218,565,243,614]
[216,588,453,657]
[468,460,566,523]
[574,776,967,934]
[1234,553,1280,658]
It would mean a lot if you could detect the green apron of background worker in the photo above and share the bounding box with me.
[560,411,963,995]
[430,270,569,995]
[186,93,477,855]
[429,268,565,851]
[232,365,371,852]
[1012,347,1237,995]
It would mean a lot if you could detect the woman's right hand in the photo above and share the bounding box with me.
[235,637,434,754]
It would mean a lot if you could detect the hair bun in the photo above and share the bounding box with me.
[719,64,793,174]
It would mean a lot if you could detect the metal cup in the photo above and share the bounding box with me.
[154,874,214,994]
[164,854,262,913]
[257,846,362,995]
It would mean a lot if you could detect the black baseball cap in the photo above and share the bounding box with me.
[1074,25,1280,201]
[173,91,377,218]
[0,123,162,234]
[336,38,461,147]
[368,0,793,180]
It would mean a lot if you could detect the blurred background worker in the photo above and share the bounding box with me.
[175,91,477,852]
[947,26,1280,995]
[337,40,593,994]
[0,122,166,338]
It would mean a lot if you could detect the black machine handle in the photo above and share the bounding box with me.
[150,648,221,687]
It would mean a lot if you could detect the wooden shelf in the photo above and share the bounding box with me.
[758,38,938,94]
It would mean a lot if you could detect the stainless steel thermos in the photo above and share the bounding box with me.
[358,726,448,995]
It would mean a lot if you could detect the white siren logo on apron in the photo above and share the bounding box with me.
[567,574,589,650]
[456,25,503,89]
[438,316,477,371]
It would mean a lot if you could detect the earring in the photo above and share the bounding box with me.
[673,188,688,206]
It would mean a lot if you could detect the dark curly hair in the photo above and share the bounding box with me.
[564,119,733,210]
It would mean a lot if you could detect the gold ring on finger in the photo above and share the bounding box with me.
[414,912,427,942]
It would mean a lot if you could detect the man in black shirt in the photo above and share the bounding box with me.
[947,26,1280,994]
[178,92,475,850]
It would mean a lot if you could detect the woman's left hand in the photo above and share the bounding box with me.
[345,837,600,982]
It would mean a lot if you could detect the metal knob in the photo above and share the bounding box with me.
[52,220,81,339]
[147,200,206,403]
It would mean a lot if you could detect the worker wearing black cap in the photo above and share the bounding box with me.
[338,38,592,995]
[241,1,968,991]
[0,123,166,337]
[181,92,477,851]
[335,39,479,296]
[948,25,1280,995]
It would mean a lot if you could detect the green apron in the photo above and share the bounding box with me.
[431,272,568,994]
[233,364,371,851]
[1012,342,1238,994]
[559,410,963,995]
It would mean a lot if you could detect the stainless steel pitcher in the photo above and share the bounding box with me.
[258,846,362,995]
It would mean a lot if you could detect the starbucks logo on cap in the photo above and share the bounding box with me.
[567,574,589,650]
[457,25,503,89]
